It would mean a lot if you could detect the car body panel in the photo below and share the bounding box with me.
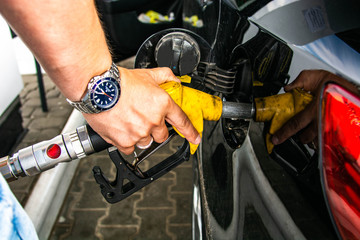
[187,0,360,239]
[299,35,360,83]
[105,0,360,238]
[195,121,306,239]
[250,0,360,46]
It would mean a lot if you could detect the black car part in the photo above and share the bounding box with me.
[221,29,294,150]
[194,62,237,94]
[231,30,293,98]
[135,28,240,95]
[135,29,211,72]
[154,31,201,76]
[96,0,183,61]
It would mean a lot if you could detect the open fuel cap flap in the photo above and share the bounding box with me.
[135,28,211,76]
[155,32,200,76]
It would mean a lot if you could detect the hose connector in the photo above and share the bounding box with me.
[0,154,24,181]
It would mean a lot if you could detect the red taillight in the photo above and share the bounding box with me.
[321,83,360,239]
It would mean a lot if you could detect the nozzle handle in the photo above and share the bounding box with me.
[85,125,112,152]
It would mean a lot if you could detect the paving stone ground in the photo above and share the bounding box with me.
[50,143,193,240]
[9,57,193,240]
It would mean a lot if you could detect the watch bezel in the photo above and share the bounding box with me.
[88,76,121,111]
[66,63,121,114]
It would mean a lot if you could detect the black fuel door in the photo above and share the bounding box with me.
[155,32,201,76]
[135,28,211,77]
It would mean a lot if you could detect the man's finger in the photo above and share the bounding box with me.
[116,146,135,156]
[151,67,180,84]
[284,70,327,92]
[165,103,201,145]
[284,74,307,92]
[151,122,170,144]
[298,121,318,144]
[272,105,314,145]
[136,136,154,149]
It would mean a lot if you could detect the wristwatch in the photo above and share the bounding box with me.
[67,62,121,114]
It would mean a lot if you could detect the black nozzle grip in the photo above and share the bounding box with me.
[86,125,112,152]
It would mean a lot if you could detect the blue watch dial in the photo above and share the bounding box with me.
[89,77,120,111]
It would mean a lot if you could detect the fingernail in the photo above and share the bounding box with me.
[194,135,201,145]
[272,136,279,145]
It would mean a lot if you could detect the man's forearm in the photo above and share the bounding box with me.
[0,0,112,100]
[0,0,201,153]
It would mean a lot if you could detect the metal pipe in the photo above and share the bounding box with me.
[221,101,255,119]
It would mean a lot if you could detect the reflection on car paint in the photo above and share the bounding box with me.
[299,35,360,83]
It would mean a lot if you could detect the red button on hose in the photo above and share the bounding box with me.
[46,144,61,159]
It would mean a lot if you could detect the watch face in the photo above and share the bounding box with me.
[89,77,120,111]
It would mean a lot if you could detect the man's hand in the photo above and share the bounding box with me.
[84,67,201,155]
[272,70,359,147]
[0,0,200,155]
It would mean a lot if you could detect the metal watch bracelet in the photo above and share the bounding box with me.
[67,62,120,114]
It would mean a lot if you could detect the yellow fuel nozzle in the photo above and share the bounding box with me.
[255,88,313,153]
[160,81,313,155]
[160,81,222,154]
